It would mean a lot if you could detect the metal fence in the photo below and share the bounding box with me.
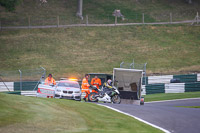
[0,12,199,29]
[120,60,147,85]
[0,67,46,92]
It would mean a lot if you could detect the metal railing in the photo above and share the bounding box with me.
[0,12,199,30]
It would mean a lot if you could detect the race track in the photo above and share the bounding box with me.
[99,98,200,133]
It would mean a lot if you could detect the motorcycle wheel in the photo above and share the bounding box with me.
[112,95,121,104]
[88,92,98,102]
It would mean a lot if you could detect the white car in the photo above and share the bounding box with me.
[54,80,81,101]
[37,84,55,98]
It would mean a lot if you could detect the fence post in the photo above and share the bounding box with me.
[144,63,147,85]
[86,15,88,26]
[115,16,117,26]
[197,12,199,24]
[57,16,59,27]
[28,16,31,28]
[170,13,172,24]
[19,70,22,91]
[0,20,1,30]
[142,13,144,24]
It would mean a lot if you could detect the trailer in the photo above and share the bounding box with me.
[113,61,146,105]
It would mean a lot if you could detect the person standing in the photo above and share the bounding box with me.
[81,74,90,102]
[91,75,101,93]
[45,74,56,85]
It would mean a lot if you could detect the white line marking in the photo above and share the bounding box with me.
[145,97,200,104]
[98,104,171,133]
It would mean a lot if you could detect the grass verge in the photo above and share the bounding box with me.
[1,25,200,80]
[144,91,200,102]
[0,93,163,133]
[176,106,200,108]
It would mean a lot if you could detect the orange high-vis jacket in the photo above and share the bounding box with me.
[81,78,90,92]
[91,78,101,89]
[45,77,56,85]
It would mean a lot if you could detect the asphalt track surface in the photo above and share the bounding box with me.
[99,98,200,133]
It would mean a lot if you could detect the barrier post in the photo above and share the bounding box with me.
[28,16,31,28]
[19,70,22,91]
[0,20,2,30]
[57,16,59,27]
[115,16,117,26]
[86,15,88,26]
[170,13,172,23]
[142,13,144,24]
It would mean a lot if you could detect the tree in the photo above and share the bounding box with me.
[0,0,20,11]
[76,0,83,20]
[0,0,47,11]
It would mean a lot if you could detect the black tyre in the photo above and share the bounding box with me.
[88,92,98,102]
[112,95,121,104]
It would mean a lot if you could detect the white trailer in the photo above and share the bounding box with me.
[113,68,144,105]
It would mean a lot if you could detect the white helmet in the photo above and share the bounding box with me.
[107,79,112,85]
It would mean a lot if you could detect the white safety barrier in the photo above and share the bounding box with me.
[148,75,173,84]
[0,82,14,92]
[141,85,146,95]
[197,73,200,82]
[21,91,37,97]
[165,83,185,93]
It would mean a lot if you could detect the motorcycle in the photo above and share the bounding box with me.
[88,85,121,104]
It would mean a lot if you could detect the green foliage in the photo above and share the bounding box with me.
[0,0,22,11]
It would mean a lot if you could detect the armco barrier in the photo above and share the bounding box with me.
[4,91,21,95]
[145,84,165,94]
[185,82,200,92]
[197,74,200,82]
[141,85,146,95]
[142,77,148,85]
[14,81,39,91]
[143,73,200,85]
[142,82,200,95]
[148,75,173,84]
[0,82,14,92]
[165,83,185,93]
[21,91,37,97]
[173,74,197,83]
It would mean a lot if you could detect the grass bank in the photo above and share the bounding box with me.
[0,93,163,133]
[176,106,200,108]
[144,91,200,102]
[0,25,200,79]
[1,0,200,26]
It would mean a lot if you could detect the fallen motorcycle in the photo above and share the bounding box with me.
[88,85,121,104]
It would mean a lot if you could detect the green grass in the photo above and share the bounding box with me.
[176,106,200,108]
[0,0,200,26]
[0,93,163,133]
[144,91,200,102]
[0,25,200,80]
